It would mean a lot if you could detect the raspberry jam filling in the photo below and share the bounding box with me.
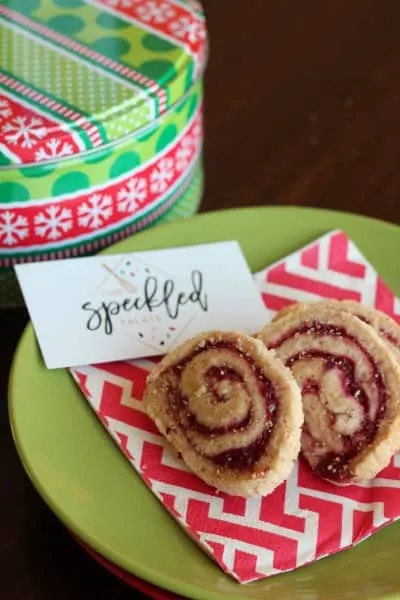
[212,429,271,470]
[383,331,400,348]
[354,314,400,349]
[167,341,278,471]
[270,321,387,482]
[313,452,353,483]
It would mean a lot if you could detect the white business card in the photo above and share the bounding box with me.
[15,241,268,369]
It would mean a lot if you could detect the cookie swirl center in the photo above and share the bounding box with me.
[165,342,278,471]
[270,322,387,482]
[180,351,253,429]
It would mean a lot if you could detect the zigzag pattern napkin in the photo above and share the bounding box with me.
[71,230,400,584]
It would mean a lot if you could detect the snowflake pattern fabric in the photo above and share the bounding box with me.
[0,212,29,246]
[136,1,176,23]
[169,15,205,43]
[35,139,74,162]
[175,135,194,172]
[0,98,12,122]
[150,157,174,193]
[78,194,113,229]
[117,178,147,214]
[0,92,82,165]
[34,206,73,241]
[2,116,47,149]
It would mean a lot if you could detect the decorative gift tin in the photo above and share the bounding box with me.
[0,0,207,306]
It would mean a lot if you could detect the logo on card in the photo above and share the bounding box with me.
[80,256,208,352]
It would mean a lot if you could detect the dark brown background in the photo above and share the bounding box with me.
[2,1,400,597]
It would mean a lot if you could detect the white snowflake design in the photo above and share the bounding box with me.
[34,138,74,162]
[0,211,28,246]
[137,1,176,24]
[191,120,202,141]
[0,98,12,122]
[150,157,174,194]
[175,135,194,172]
[169,15,205,43]
[78,194,113,229]
[2,116,47,149]
[34,206,72,241]
[117,177,147,213]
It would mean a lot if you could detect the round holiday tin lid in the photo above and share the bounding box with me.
[0,0,207,167]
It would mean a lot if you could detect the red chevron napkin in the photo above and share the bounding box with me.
[70,229,400,584]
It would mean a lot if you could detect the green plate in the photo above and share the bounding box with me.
[8,207,400,600]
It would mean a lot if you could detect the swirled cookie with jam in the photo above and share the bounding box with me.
[273,300,400,360]
[259,304,400,485]
[143,330,303,497]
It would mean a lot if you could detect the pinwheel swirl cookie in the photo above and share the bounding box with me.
[272,300,400,360]
[143,331,303,497]
[258,305,400,485]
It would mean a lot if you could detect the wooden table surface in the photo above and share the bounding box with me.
[3,1,400,597]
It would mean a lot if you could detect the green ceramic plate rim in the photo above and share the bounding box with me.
[8,205,400,600]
